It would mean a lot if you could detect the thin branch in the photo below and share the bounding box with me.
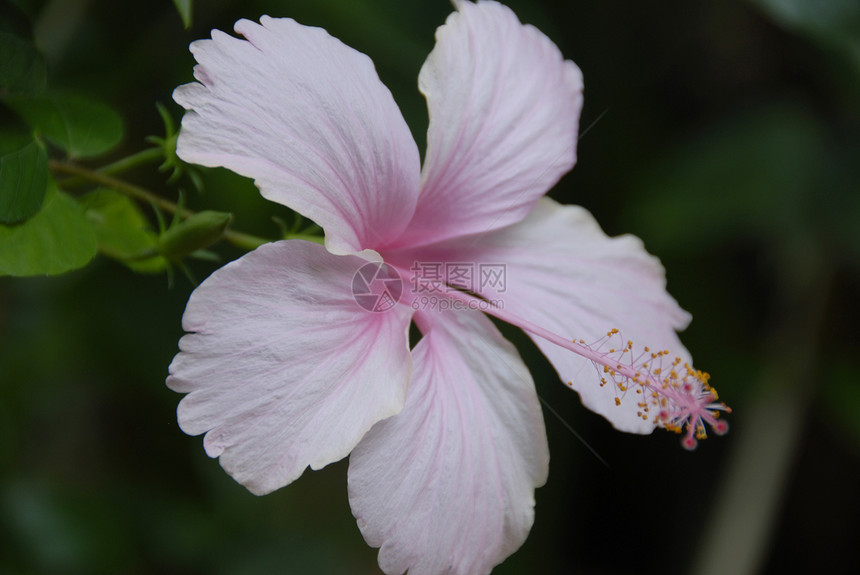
[49,160,277,251]
[56,148,165,188]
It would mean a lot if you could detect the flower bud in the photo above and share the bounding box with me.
[158,211,232,260]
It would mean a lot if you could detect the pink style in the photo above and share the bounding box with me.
[167,2,729,574]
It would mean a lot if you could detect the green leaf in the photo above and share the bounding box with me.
[0,32,46,95]
[172,0,193,29]
[0,138,48,224]
[0,184,97,276]
[80,189,168,273]
[4,93,123,158]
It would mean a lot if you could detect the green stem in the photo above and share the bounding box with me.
[57,148,164,188]
[48,160,309,251]
[224,230,269,251]
[280,233,326,244]
[98,147,164,176]
[51,160,191,216]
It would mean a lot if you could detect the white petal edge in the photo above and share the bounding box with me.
[167,240,413,495]
[348,309,548,575]
[173,17,421,255]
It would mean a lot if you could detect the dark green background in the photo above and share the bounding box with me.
[1,0,859,573]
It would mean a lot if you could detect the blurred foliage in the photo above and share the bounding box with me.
[0,183,96,275]
[0,0,859,574]
[628,102,828,252]
[5,92,124,159]
[172,0,193,30]
[0,132,48,224]
[0,31,46,94]
[749,0,860,74]
[80,189,167,273]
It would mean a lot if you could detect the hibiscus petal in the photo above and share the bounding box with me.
[348,309,548,575]
[391,198,691,434]
[173,17,421,254]
[167,241,412,495]
[393,0,583,248]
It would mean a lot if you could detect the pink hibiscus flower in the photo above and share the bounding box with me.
[167,2,729,573]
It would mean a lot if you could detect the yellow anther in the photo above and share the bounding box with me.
[615,397,621,406]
